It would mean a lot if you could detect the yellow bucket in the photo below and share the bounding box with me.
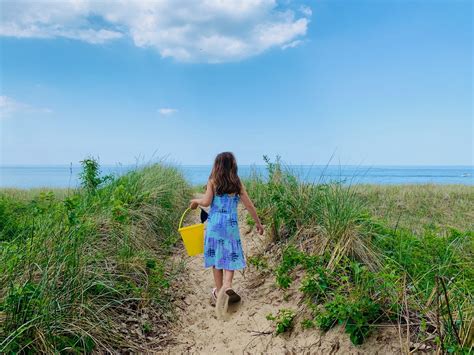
[178,208,205,256]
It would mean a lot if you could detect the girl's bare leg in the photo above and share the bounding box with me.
[223,270,234,289]
[213,267,223,292]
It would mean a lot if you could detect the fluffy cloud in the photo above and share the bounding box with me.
[0,95,52,118]
[158,108,178,116]
[300,5,312,17]
[0,0,311,62]
[0,96,24,118]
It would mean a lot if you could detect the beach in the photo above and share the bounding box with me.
[1,161,472,353]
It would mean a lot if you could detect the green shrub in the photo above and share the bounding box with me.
[275,245,303,288]
[248,255,268,270]
[79,157,112,193]
[301,319,315,329]
[266,309,296,334]
[299,266,330,301]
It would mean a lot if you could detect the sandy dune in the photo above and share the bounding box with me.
[167,204,403,354]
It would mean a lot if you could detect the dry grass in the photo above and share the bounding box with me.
[354,184,474,232]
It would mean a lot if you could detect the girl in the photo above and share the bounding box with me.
[190,152,264,306]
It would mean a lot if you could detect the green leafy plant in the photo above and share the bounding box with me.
[267,309,296,334]
[275,245,303,288]
[79,157,112,193]
[142,322,152,334]
[301,319,315,329]
[314,293,381,345]
[246,214,256,227]
[299,267,330,301]
[248,255,268,270]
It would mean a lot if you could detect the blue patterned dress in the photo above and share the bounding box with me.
[204,194,246,270]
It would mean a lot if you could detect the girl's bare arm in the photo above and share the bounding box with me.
[190,180,214,208]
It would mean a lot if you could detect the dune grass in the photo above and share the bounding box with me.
[1,158,472,352]
[245,158,473,352]
[0,159,191,353]
[354,184,474,232]
[0,188,71,201]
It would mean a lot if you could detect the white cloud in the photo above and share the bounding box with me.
[0,0,311,63]
[0,95,52,118]
[158,108,178,116]
[300,5,312,17]
[0,96,25,118]
[282,39,303,50]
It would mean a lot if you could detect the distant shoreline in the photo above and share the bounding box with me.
[1,164,473,188]
[1,164,473,168]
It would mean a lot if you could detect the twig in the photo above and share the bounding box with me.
[247,329,273,336]
[409,334,436,354]
[397,285,404,354]
[439,276,462,345]
[435,275,444,353]
[403,273,411,353]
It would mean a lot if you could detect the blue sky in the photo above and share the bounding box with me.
[0,0,472,166]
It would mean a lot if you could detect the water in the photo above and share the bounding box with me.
[0,165,472,189]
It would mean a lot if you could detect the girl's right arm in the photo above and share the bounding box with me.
[190,179,214,208]
[240,184,264,235]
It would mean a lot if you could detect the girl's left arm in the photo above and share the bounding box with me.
[190,180,214,208]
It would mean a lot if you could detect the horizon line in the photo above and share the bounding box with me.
[1,163,473,168]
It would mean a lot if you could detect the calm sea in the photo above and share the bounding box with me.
[0,165,472,189]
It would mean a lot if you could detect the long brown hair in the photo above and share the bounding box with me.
[209,152,242,195]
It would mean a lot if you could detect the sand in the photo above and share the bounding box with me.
[166,204,404,354]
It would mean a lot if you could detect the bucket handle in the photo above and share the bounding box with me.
[179,207,192,229]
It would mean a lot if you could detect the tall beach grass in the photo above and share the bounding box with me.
[245,158,473,352]
[0,159,191,353]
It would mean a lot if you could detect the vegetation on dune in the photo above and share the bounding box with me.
[0,158,191,353]
[355,184,474,233]
[266,309,296,335]
[246,157,473,352]
[1,156,472,353]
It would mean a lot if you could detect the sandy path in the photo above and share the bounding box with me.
[166,204,402,354]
